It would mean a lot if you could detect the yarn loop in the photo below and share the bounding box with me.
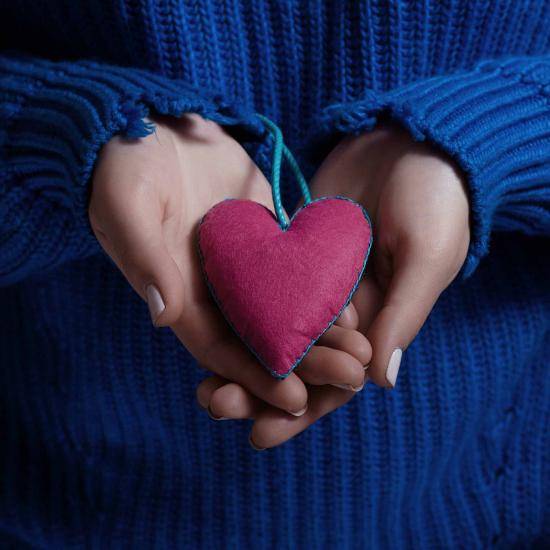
[257,114,311,228]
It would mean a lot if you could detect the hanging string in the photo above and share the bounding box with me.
[256,114,312,229]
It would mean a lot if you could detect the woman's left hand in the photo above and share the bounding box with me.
[197,124,471,449]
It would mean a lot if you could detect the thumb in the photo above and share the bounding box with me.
[90,192,185,328]
[366,252,446,388]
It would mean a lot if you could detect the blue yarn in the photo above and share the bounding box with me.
[0,2,549,548]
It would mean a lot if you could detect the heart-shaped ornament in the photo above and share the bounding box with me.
[198,196,372,378]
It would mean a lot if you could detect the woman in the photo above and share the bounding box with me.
[1,1,548,547]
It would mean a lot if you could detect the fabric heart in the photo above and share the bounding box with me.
[198,196,372,378]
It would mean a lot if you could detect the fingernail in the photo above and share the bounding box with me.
[288,405,308,417]
[364,364,370,371]
[146,284,165,325]
[249,435,266,451]
[331,383,364,392]
[207,406,227,421]
[386,348,402,388]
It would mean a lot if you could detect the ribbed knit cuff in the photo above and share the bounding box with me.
[312,57,550,276]
[0,55,265,284]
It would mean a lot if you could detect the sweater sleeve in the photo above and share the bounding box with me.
[311,55,550,276]
[0,54,264,286]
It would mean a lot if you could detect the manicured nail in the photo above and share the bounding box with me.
[207,406,227,421]
[288,405,308,417]
[249,435,266,451]
[331,383,364,392]
[386,348,402,388]
[146,284,165,325]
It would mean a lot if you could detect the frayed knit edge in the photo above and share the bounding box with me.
[0,59,270,283]
[77,93,267,218]
[120,102,156,139]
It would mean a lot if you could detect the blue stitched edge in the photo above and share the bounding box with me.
[196,195,373,379]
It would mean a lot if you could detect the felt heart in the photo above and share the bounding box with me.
[198,196,372,378]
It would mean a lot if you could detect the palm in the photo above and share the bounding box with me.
[163,118,279,343]
[91,115,314,415]
[311,126,470,385]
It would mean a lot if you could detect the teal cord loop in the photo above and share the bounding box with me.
[256,114,311,229]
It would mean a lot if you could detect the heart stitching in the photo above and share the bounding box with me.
[197,195,373,379]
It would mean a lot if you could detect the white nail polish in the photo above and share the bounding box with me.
[386,348,402,388]
[146,284,165,324]
[331,383,364,392]
[207,407,228,421]
[289,405,308,417]
[249,435,266,451]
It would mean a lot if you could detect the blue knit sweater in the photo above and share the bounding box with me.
[1,1,549,548]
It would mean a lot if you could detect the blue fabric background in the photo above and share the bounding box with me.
[0,1,549,547]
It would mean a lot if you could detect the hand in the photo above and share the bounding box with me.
[89,114,369,418]
[196,303,368,449]
[197,124,470,449]
[311,124,471,387]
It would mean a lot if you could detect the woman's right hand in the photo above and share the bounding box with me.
[90,114,370,419]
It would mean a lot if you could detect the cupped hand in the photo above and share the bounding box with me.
[198,123,470,449]
[89,114,370,418]
[312,124,470,387]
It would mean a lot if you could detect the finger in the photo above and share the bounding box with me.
[197,375,260,420]
[205,336,309,416]
[296,346,366,391]
[366,252,446,388]
[334,303,359,329]
[196,375,227,409]
[172,304,309,416]
[317,324,372,365]
[249,385,355,450]
[350,277,384,335]
[90,180,184,327]
[208,383,263,420]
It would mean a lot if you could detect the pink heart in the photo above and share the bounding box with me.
[198,197,372,378]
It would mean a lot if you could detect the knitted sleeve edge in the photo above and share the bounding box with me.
[309,56,550,277]
[0,55,265,285]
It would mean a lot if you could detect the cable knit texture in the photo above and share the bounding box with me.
[0,1,549,548]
